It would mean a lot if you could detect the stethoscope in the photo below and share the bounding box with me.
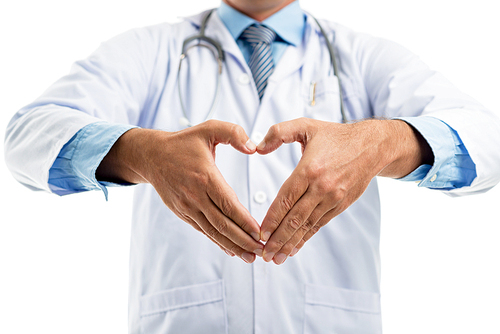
[177,9,347,128]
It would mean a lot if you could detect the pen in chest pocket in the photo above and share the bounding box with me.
[309,81,317,106]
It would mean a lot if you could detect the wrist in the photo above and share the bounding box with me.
[377,119,433,178]
[96,128,157,184]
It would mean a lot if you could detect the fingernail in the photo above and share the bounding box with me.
[241,252,255,263]
[245,139,257,151]
[253,248,263,257]
[290,247,299,257]
[257,141,266,150]
[263,251,275,262]
[251,232,260,242]
[275,253,287,265]
[261,231,271,242]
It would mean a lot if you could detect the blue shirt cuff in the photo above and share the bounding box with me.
[48,122,137,199]
[396,116,476,190]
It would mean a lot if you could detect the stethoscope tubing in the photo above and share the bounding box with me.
[177,9,348,127]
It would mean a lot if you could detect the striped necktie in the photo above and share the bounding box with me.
[240,24,277,100]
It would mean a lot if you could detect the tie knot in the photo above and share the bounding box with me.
[240,24,276,46]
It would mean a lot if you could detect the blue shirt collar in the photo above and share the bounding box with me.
[217,1,305,46]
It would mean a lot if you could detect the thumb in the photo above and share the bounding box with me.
[203,120,257,154]
[257,118,311,155]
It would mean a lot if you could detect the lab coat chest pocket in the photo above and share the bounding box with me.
[303,76,343,123]
[140,280,227,334]
[304,284,382,334]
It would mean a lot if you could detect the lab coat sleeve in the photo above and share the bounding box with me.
[4,26,163,193]
[354,34,500,195]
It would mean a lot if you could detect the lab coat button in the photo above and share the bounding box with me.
[238,73,250,85]
[252,132,264,144]
[254,191,267,204]
[430,174,437,182]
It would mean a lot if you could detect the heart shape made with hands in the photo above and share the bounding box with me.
[205,117,383,265]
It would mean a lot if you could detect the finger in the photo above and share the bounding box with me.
[173,206,237,257]
[206,168,262,242]
[200,194,264,256]
[257,118,312,155]
[260,168,308,242]
[267,201,332,263]
[202,120,257,154]
[192,210,258,263]
[183,215,236,257]
[292,206,343,257]
[262,192,319,263]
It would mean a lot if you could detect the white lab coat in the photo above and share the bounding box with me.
[5,9,500,334]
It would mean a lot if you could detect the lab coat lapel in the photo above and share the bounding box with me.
[264,14,320,102]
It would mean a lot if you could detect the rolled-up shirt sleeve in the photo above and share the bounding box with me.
[396,116,476,190]
[48,122,137,199]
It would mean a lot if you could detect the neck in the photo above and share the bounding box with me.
[222,0,295,22]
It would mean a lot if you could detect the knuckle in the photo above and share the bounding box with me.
[281,242,295,255]
[230,123,245,138]
[269,123,281,138]
[300,219,313,232]
[329,188,346,204]
[215,220,229,236]
[287,217,302,231]
[280,196,294,212]
[312,180,345,204]
[305,163,324,181]
[196,173,210,187]
[312,224,321,233]
[176,199,192,214]
[206,226,219,239]
[314,178,332,194]
[183,189,200,206]
[273,237,286,249]
[190,173,209,191]
[303,232,313,242]
[218,195,234,216]
[228,245,241,256]
[299,117,313,129]
[304,225,321,241]
[200,119,216,135]
[204,119,218,128]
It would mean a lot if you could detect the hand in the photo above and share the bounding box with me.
[256,118,432,265]
[97,120,264,263]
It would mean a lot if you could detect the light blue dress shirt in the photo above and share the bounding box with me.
[48,1,476,196]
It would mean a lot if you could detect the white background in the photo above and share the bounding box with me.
[1,0,499,333]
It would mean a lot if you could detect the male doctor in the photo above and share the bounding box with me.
[5,0,500,333]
